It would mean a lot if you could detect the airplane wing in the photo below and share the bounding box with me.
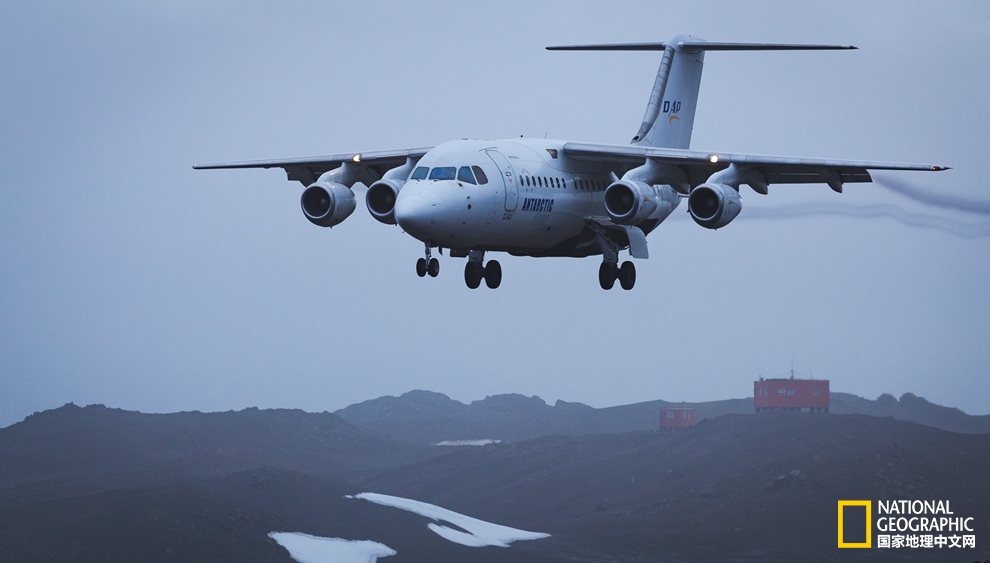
[562,142,948,193]
[194,146,433,186]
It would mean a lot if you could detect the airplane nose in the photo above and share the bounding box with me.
[395,188,442,240]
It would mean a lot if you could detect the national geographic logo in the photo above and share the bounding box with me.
[838,500,976,550]
[837,501,871,548]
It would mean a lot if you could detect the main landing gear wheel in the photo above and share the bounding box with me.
[599,262,617,290]
[618,261,636,290]
[427,257,440,277]
[416,258,427,277]
[464,261,483,289]
[484,260,502,289]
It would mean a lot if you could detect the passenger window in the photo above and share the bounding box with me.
[428,167,456,180]
[472,166,488,184]
[457,166,477,184]
[411,167,429,180]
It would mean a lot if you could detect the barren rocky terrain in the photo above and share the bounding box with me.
[1,392,987,562]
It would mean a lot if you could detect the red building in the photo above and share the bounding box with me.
[659,408,698,429]
[754,378,829,413]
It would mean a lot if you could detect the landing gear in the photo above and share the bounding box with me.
[619,261,636,290]
[599,261,635,290]
[598,261,617,290]
[464,261,482,289]
[484,260,502,289]
[417,244,440,278]
[464,250,500,289]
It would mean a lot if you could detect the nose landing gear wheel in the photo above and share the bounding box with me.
[484,260,502,289]
[619,261,636,290]
[599,262,617,290]
[427,257,440,277]
[464,261,483,289]
[416,258,427,277]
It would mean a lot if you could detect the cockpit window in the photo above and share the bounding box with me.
[410,166,429,180]
[472,166,488,184]
[428,167,457,180]
[457,166,477,184]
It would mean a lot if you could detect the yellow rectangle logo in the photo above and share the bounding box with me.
[837,500,872,548]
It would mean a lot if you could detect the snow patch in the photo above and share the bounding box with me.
[352,492,550,547]
[434,439,501,446]
[269,532,395,563]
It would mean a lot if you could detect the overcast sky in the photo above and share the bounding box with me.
[2,1,988,428]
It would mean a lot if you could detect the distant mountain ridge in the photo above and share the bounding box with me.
[335,389,990,443]
[830,391,990,433]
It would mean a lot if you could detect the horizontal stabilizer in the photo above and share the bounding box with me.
[547,41,856,52]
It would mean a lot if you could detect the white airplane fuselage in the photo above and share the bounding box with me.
[395,138,679,257]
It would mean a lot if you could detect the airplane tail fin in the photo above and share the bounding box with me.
[547,36,856,150]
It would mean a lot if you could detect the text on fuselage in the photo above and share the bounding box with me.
[521,198,554,213]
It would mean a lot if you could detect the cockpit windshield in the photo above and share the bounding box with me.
[457,166,477,184]
[410,166,428,180]
[411,165,488,183]
[428,167,457,180]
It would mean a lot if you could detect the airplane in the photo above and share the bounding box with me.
[195,34,947,290]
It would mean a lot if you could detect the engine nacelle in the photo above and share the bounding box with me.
[604,180,658,225]
[300,182,356,228]
[688,182,742,229]
[366,179,402,225]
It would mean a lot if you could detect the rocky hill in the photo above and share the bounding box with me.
[0,403,431,506]
[334,390,753,444]
[359,411,990,562]
[830,391,990,433]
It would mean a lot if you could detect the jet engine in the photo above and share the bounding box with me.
[687,183,741,229]
[364,159,416,225]
[604,180,658,225]
[365,179,402,225]
[300,182,356,227]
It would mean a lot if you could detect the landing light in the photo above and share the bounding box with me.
[352,154,362,163]
[709,154,719,163]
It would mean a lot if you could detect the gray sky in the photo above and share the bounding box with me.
[2,1,988,428]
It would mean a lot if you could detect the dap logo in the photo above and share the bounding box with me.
[837,500,872,548]
[662,100,682,123]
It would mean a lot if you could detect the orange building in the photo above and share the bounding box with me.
[754,378,829,413]
[659,408,698,429]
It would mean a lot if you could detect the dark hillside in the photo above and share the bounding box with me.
[2,399,988,562]
[0,403,431,505]
[360,411,990,562]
